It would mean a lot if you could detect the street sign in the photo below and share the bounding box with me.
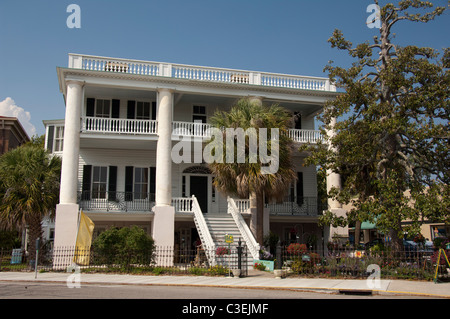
[225,234,234,244]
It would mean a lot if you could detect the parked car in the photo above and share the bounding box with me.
[403,240,434,252]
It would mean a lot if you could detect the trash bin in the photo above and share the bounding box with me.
[11,249,22,265]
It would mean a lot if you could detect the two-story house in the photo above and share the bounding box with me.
[46,54,345,264]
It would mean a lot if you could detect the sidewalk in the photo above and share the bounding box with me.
[0,270,449,298]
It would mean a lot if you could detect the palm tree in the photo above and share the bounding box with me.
[208,98,296,244]
[0,139,61,262]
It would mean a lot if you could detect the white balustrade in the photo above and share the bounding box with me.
[233,199,250,214]
[69,54,335,92]
[172,197,193,213]
[261,73,328,91]
[81,117,157,135]
[75,55,160,76]
[81,116,323,145]
[287,129,323,144]
[172,121,213,138]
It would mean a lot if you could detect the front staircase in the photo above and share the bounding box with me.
[203,214,255,267]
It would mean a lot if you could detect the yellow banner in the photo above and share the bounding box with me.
[73,211,95,266]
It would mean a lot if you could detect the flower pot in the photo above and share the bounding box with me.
[274,269,284,279]
[253,259,274,271]
[232,269,241,278]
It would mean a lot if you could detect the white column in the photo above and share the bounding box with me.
[60,80,83,204]
[53,80,83,256]
[155,89,173,206]
[153,89,175,254]
[325,117,347,244]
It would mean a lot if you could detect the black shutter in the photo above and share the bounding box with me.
[296,172,304,206]
[127,101,136,119]
[82,165,92,200]
[46,126,54,152]
[151,102,156,120]
[294,112,302,130]
[150,167,156,201]
[112,99,120,118]
[86,98,95,117]
[125,166,134,201]
[108,166,117,201]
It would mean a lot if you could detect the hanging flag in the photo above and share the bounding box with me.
[73,211,95,266]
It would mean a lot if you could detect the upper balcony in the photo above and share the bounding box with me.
[68,54,336,93]
[80,117,323,144]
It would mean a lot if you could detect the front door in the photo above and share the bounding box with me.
[190,176,208,213]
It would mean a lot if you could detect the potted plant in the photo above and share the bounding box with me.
[252,247,275,271]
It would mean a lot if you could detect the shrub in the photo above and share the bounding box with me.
[208,265,228,276]
[92,226,155,268]
[216,247,230,256]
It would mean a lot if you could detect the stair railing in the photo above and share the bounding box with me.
[227,197,260,260]
[191,195,216,266]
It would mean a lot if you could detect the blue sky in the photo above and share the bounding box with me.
[0,0,448,136]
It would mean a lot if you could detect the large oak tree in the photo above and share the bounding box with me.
[302,0,449,250]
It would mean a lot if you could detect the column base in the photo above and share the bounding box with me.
[152,206,175,266]
[152,205,175,247]
[53,203,79,270]
[54,204,79,248]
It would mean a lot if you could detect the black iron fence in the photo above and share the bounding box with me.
[272,244,449,281]
[0,244,248,277]
[2,243,448,281]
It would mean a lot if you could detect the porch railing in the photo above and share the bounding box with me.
[81,116,158,135]
[233,199,251,214]
[78,191,155,212]
[172,121,212,139]
[267,197,326,216]
[80,116,323,144]
[172,197,193,213]
[287,129,323,144]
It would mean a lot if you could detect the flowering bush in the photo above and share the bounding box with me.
[431,249,450,266]
[259,247,274,261]
[215,247,230,256]
[253,262,266,271]
[286,243,307,255]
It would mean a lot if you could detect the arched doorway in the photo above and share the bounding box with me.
[183,166,212,214]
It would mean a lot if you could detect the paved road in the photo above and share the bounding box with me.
[0,281,435,300]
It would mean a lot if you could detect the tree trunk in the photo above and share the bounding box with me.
[27,214,43,263]
[255,190,265,245]
[354,220,361,248]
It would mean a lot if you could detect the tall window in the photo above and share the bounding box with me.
[136,102,151,120]
[134,167,149,200]
[96,99,111,118]
[193,105,206,123]
[54,126,64,152]
[92,166,108,199]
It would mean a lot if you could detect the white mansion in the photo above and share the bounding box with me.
[45,54,346,261]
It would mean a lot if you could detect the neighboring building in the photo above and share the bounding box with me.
[0,116,30,155]
[47,53,344,264]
